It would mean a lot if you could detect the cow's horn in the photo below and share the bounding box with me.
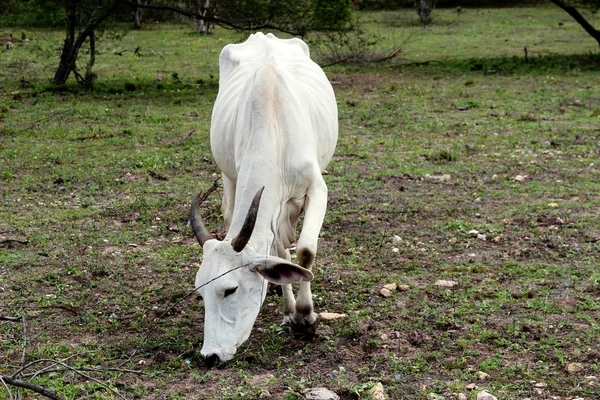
[232,186,265,252]
[190,192,213,246]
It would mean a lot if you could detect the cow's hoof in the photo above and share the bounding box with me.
[280,314,292,327]
[289,316,319,340]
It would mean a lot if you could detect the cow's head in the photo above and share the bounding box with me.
[190,187,313,366]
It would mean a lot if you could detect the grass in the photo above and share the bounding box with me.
[1,4,600,400]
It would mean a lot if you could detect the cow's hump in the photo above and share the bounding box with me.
[218,33,311,87]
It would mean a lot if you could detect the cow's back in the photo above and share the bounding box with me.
[210,33,338,180]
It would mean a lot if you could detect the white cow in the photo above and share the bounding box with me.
[190,33,338,365]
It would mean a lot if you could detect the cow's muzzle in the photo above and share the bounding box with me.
[201,353,220,368]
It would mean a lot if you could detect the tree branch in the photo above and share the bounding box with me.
[118,0,308,36]
[551,0,600,47]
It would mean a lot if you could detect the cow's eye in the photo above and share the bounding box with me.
[224,286,238,297]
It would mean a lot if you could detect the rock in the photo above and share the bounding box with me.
[427,394,442,400]
[368,382,387,400]
[259,391,271,399]
[425,174,451,182]
[492,236,501,243]
[477,391,497,400]
[585,375,598,386]
[380,333,388,341]
[379,288,393,298]
[465,383,477,390]
[398,284,410,291]
[469,229,480,238]
[534,382,547,388]
[318,312,347,320]
[566,362,584,373]
[383,283,397,291]
[393,235,402,244]
[302,387,340,400]
[513,175,526,182]
[548,202,559,208]
[435,280,458,288]
[392,247,400,253]
[477,371,490,380]
[477,233,487,241]
[457,394,467,400]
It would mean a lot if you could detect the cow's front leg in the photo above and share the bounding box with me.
[280,251,297,327]
[289,179,327,339]
[281,283,296,327]
[221,175,236,230]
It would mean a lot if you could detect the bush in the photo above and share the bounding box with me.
[0,0,66,28]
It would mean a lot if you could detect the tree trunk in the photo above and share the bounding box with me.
[133,0,143,29]
[52,0,122,86]
[551,0,600,47]
[53,0,80,86]
[415,0,435,25]
[193,0,211,34]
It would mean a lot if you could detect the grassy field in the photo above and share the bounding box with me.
[1,5,600,400]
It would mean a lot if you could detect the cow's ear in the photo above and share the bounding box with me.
[250,257,314,284]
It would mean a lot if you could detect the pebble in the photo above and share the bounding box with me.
[302,387,340,400]
[469,229,480,238]
[379,288,394,298]
[566,362,584,373]
[514,175,526,182]
[392,247,399,253]
[477,391,497,400]
[457,394,467,400]
[465,383,477,390]
[477,371,490,380]
[393,235,403,244]
[548,202,559,208]
[477,233,487,241]
[435,280,458,288]
[368,382,387,400]
[492,236,501,243]
[383,283,398,291]
[398,284,410,291]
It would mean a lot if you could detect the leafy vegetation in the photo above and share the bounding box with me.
[1,5,599,400]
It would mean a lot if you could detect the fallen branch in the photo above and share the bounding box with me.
[0,315,27,377]
[22,365,159,379]
[0,374,63,400]
[9,359,127,400]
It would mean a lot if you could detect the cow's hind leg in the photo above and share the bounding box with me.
[290,178,328,339]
